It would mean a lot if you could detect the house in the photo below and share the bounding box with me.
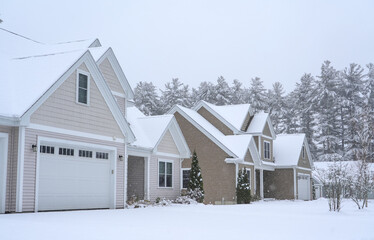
[169,101,314,204]
[0,30,189,213]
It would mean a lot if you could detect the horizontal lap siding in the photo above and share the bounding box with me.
[115,96,126,117]
[149,155,181,202]
[30,63,123,139]
[23,128,125,212]
[157,131,179,155]
[197,107,234,135]
[0,126,18,212]
[99,58,125,94]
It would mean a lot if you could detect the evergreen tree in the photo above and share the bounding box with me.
[187,150,204,203]
[191,81,217,105]
[215,76,232,105]
[245,77,267,113]
[134,81,161,116]
[160,78,191,113]
[231,79,245,104]
[236,168,251,204]
[268,82,286,133]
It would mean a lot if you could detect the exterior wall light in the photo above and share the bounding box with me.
[119,155,124,161]
[32,144,37,153]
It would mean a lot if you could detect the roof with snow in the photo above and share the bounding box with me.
[246,111,269,134]
[127,106,174,149]
[0,28,112,117]
[200,101,252,131]
[273,134,309,166]
[171,105,254,160]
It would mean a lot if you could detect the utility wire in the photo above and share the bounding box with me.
[0,27,45,44]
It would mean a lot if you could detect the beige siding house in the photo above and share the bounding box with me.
[0,31,189,213]
[169,100,314,203]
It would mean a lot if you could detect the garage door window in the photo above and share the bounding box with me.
[59,148,74,156]
[79,150,93,158]
[96,152,109,159]
[40,145,54,154]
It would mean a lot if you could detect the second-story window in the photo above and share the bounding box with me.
[264,141,270,159]
[302,146,305,159]
[77,72,89,105]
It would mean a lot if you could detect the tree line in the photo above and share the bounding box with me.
[134,60,374,162]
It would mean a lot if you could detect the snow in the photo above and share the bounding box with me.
[246,111,269,133]
[273,134,305,166]
[203,101,251,131]
[127,106,173,149]
[0,199,372,240]
[314,161,374,172]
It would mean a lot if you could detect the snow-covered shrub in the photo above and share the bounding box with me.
[187,150,204,203]
[236,168,251,204]
[173,196,198,205]
[154,197,172,206]
[315,155,349,212]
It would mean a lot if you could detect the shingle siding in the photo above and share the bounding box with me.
[157,130,179,155]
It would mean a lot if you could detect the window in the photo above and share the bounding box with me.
[77,72,89,104]
[40,145,54,154]
[59,147,74,156]
[159,160,173,188]
[182,169,190,189]
[264,141,270,159]
[79,150,93,158]
[96,152,109,159]
[302,146,305,159]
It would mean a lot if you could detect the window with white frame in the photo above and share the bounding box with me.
[77,72,89,104]
[40,145,55,154]
[159,160,173,188]
[245,169,251,189]
[182,169,190,189]
[264,141,270,159]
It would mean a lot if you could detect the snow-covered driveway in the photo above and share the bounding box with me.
[0,199,373,240]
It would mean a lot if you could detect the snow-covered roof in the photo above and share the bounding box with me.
[202,101,251,131]
[273,134,307,166]
[127,106,174,149]
[0,29,110,117]
[171,105,255,160]
[246,111,269,134]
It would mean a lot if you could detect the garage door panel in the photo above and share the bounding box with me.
[297,174,310,200]
[38,145,113,211]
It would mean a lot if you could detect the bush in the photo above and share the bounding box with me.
[236,168,251,204]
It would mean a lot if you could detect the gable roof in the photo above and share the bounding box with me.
[273,134,313,168]
[169,105,260,163]
[127,106,190,157]
[246,111,276,139]
[193,101,252,133]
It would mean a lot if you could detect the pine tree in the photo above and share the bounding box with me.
[160,78,191,113]
[134,81,161,116]
[236,168,251,204]
[245,77,267,113]
[231,79,245,104]
[191,81,217,105]
[215,76,232,105]
[268,82,286,133]
[187,150,204,203]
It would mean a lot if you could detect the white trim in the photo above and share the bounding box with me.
[28,124,125,143]
[180,168,191,190]
[147,154,150,200]
[275,165,312,172]
[0,133,9,214]
[76,69,91,106]
[124,142,128,205]
[112,91,126,98]
[128,146,152,157]
[16,127,25,212]
[293,167,297,199]
[155,152,180,158]
[235,163,239,187]
[0,116,21,126]
[260,169,264,199]
[34,136,117,212]
[157,158,174,189]
[258,135,262,159]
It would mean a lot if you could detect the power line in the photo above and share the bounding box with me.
[0,27,45,44]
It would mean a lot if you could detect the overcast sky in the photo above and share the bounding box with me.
[1,0,374,93]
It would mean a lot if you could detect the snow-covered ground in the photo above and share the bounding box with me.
[0,199,373,240]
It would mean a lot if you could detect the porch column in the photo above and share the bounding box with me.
[260,169,264,199]
[145,155,150,201]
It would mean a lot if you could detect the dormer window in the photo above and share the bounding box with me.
[264,141,270,159]
[76,70,90,105]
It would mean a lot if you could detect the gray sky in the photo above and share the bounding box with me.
[1,0,374,93]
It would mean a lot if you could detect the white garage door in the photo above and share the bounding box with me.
[38,143,113,211]
[297,174,310,200]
